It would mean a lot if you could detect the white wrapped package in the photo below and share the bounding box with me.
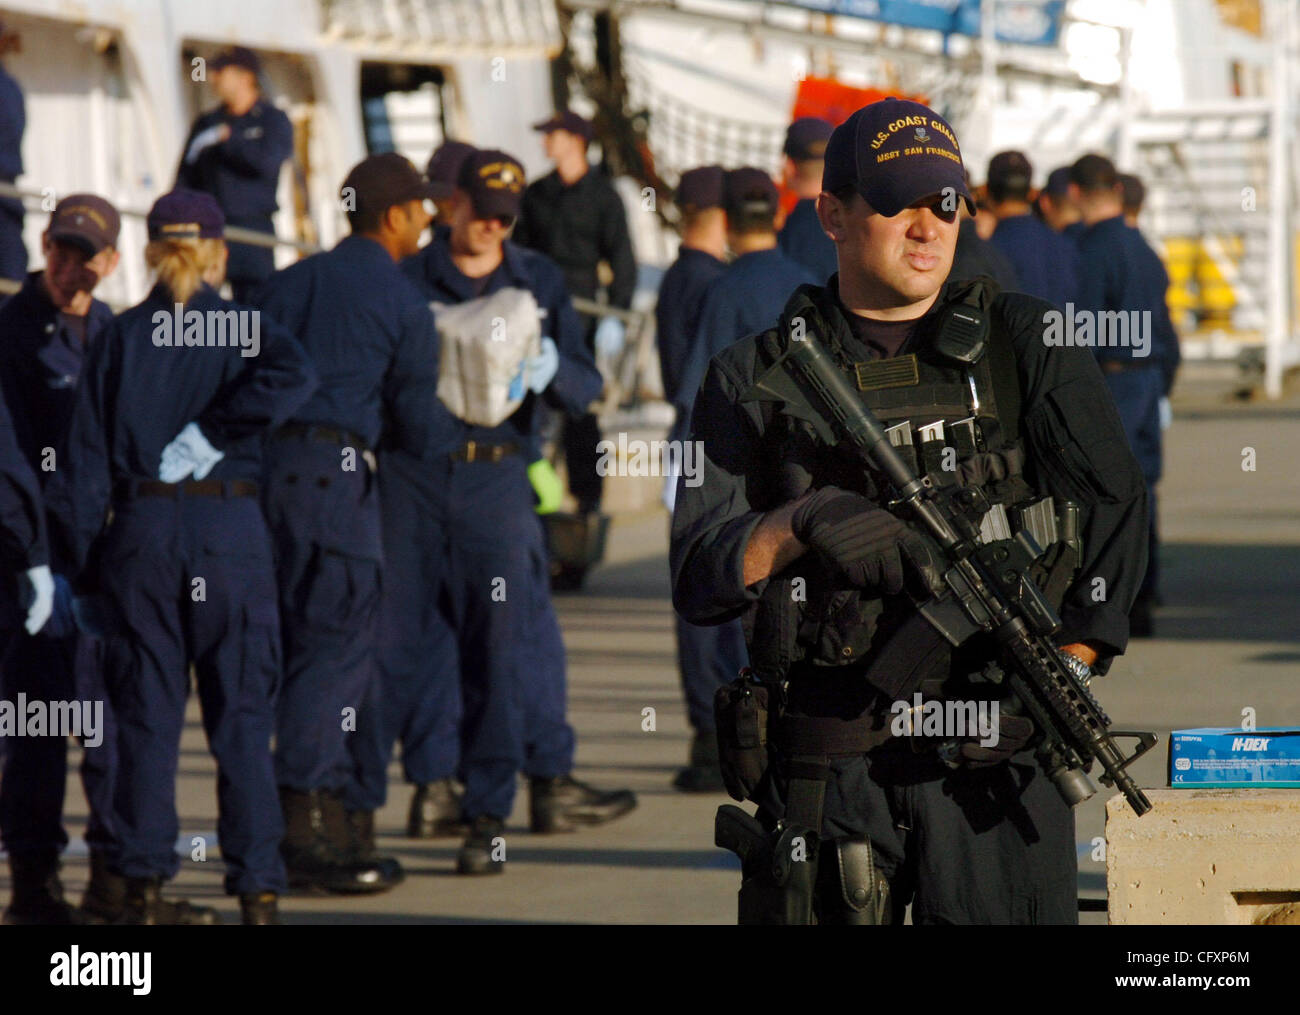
[432,286,543,427]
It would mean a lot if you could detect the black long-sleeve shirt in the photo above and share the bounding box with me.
[514,166,637,311]
[670,279,1149,668]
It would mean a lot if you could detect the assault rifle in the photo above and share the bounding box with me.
[747,328,1157,816]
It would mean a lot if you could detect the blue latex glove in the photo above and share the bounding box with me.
[159,421,224,483]
[43,574,76,639]
[527,337,560,394]
[594,316,626,358]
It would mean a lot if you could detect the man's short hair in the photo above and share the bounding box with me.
[1069,153,1118,194]
[1119,172,1146,212]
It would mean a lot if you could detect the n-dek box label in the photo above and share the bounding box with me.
[1169,727,1300,788]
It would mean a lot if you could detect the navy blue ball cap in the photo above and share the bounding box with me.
[675,165,725,211]
[147,189,225,241]
[426,140,476,190]
[457,149,527,220]
[1044,167,1072,197]
[723,167,778,218]
[532,109,594,142]
[784,117,833,161]
[822,98,974,217]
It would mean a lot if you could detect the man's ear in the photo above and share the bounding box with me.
[103,248,121,279]
[816,192,845,242]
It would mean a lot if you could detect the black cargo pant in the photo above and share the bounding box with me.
[753,694,1078,926]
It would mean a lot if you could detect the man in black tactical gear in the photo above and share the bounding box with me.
[670,99,1149,925]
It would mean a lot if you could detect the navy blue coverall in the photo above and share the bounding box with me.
[1075,214,1181,601]
[252,235,451,805]
[46,282,317,894]
[0,274,117,863]
[177,99,293,302]
[678,247,816,419]
[990,212,1081,309]
[0,64,26,284]
[778,198,836,284]
[357,233,600,821]
[655,243,748,734]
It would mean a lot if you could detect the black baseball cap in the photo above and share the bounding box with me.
[342,153,444,222]
[147,189,225,241]
[457,149,526,220]
[211,46,261,75]
[823,98,974,216]
[987,151,1033,193]
[722,167,778,219]
[532,110,593,142]
[426,140,476,190]
[49,194,121,254]
[784,117,833,161]
[676,165,725,211]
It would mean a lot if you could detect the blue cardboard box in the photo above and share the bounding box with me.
[1168,728,1300,788]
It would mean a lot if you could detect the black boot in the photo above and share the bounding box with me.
[406,779,466,838]
[340,804,405,888]
[673,731,727,793]
[456,815,507,875]
[529,775,638,833]
[80,849,127,924]
[3,851,81,925]
[239,891,280,925]
[120,877,220,925]
[279,786,401,895]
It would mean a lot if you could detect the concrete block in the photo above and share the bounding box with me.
[1107,788,1300,924]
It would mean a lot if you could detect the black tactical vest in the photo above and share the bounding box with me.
[743,278,1080,684]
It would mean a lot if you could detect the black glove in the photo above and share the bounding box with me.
[955,713,1035,768]
[791,486,909,594]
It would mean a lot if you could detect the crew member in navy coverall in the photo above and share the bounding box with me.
[777,118,836,283]
[986,151,1080,308]
[655,165,743,792]
[0,196,122,925]
[46,190,317,925]
[253,154,450,894]
[0,21,26,287]
[680,168,816,406]
[177,46,293,303]
[394,149,636,874]
[1069,154,1179,636]
[515,110,637,522]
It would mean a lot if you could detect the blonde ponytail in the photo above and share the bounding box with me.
[145,237,225,304]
